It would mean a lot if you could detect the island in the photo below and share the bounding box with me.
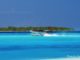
[0,26,73,32]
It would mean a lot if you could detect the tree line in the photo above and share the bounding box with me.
[0,26,73,32]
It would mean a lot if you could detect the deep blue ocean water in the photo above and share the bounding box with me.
[0,32,80,60]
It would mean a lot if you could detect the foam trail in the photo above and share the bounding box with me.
[39,57,80,60]
[43,34,62,37]
[43,33,80,37]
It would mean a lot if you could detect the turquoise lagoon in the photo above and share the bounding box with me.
[0,32,80,60]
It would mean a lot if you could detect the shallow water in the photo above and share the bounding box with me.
[0,32,80,60]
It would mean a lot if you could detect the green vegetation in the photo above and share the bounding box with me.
[0,26,73,32]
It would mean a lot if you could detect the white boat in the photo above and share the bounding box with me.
[30,30,64,36]
[32,32,43,36]
[30,30,43,36]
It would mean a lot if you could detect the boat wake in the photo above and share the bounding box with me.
[39,56,80,60]
[43,33,65,37]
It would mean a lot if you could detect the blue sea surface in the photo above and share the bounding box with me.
[0,32,80,60]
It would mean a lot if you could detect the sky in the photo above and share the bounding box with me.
[0,0,80,30]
